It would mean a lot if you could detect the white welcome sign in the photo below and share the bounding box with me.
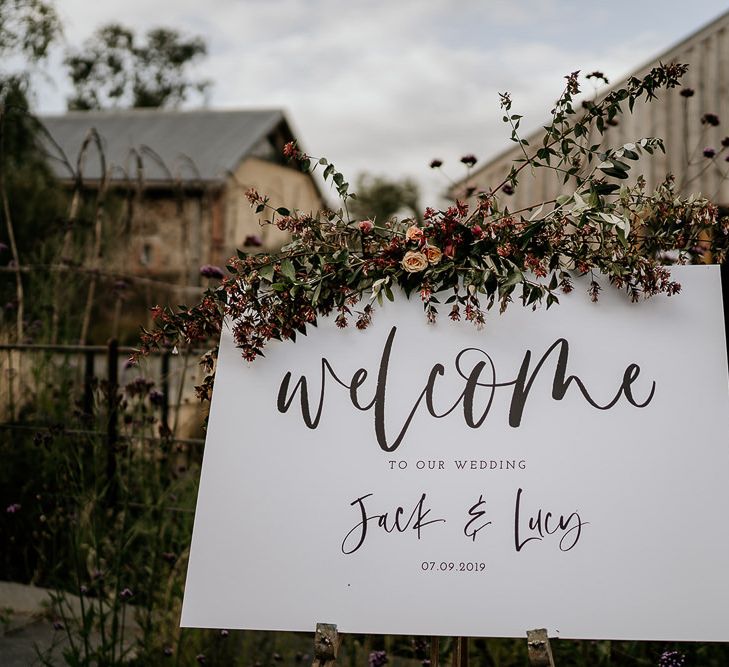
[182,265,729,641]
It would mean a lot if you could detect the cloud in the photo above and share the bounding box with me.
[31,0,729,206]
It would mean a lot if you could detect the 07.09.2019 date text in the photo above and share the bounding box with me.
[421,561,486,573]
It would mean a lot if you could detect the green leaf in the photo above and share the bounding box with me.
[259,263,274,282]
[312,281,322,305]
[276,207,290,216]
[280,259,296,281]
[599,166,629,179]
[503,269,523,288]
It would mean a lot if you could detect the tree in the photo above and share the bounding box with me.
[0,0,63,341]
[65,23,210,110]
[349,173,422,224]
[0,0,60,66]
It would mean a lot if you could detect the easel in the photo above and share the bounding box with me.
[312,623,340,667]
[526,629,556,667]
[312,624,556,666]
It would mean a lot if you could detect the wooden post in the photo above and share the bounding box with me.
[526,629,555,667]
[106,338,119,505]
[83,348,94,423]
[160,350,170,431]
[312,623,339,667]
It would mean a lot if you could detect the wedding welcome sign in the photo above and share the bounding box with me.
[181,265,729,641]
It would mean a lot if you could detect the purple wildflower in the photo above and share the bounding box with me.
[460,154,477,168]
[199,264,225,280]
[119,588,133,600]
[429,159,443,168]
[244,234,263,247]
[369,650,388,667]
[6,503,21,513]
[702,113,720,126]
[502,183,515,195]
[658,650,685,667]
[703,147,716,158]
[680,88,695,98]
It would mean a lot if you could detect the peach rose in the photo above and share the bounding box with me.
[401,251,428,273]
[425,246,442,265]
[405,225,424,242]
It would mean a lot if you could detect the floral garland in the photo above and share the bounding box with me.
[137,63,729,400]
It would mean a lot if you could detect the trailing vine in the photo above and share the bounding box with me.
[136,63,729,400]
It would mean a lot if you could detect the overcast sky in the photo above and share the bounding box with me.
[27,1,729,207]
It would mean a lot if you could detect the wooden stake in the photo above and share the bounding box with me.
[313,623,340,667]
[526,628,555,667]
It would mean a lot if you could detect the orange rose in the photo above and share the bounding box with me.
[405,225,424,242]
[425,246,442,265]
[401,251,428,273]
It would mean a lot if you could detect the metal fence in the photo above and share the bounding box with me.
[0,340,206,449]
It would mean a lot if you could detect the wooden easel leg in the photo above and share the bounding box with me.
[313,623,339,667]
[451,637,468,667]
[430,636,440,667]
[526,628,555,667]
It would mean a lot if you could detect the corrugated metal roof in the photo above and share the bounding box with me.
[39,108,287,183]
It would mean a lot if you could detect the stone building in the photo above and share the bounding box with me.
[40,108,323,288]
[454,10,729,210]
